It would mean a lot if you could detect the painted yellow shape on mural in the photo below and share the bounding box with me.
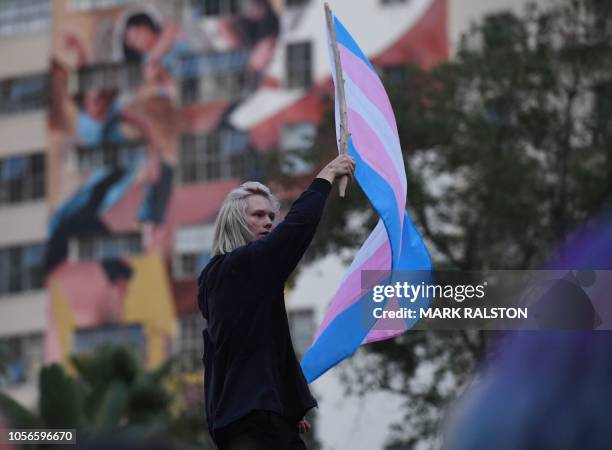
[123,251,176,337]
[49,281,76,366]
[145,325,171,369]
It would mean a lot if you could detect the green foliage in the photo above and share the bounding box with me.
[0,392,42,428]
[39,364,86,429]
[0,345,214,449]
[90,380,128,431]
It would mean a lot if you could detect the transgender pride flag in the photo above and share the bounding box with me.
[301,12,432,383]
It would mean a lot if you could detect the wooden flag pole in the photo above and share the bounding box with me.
[324,2,349,197]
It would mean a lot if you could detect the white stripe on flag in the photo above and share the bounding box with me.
[343,73,407,193]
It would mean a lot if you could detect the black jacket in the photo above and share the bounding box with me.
[198,178,331,440]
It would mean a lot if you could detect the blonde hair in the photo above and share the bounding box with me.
[212,181,280,256]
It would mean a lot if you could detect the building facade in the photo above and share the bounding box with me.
[0,0,540,447]
[0,0,51,406]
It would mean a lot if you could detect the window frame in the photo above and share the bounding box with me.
[76,141,146,173]
[69,0,140,12]
[0,0,50,38]
[0,152,46,206]
[286,0,309,7]
[179,51,249,104]
[71,232,143,262]
[77,62,141,93]
[0,333,43,387]
[0,243,46,296]
[190,0,240,17]
[175,313,207,372]
[0,73,48,115]
[178,130,250,184]
[286,41,313,89]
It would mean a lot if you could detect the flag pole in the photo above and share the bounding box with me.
[324,2,349,197]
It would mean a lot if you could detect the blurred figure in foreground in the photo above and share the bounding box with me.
[76,434,190,450]
[445,331,612,450]
[445,205,612,450]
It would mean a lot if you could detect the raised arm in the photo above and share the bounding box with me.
[243,155,355,289]
[147,22,182,64]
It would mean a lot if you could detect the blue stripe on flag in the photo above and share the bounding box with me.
[333,15,378,75]
[348,137,402,269]
[301,290,370,383]
[398,211,432,271]
[301,213,432,383]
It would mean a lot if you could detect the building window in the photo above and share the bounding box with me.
[174,225,214,279]
[190,0,240,16]
[77,62,141,93]
[180,73,245,103]
[286,0,309,7]
[0,153,45,206]
[0,334,43,387]
[0,0,50,38]
[381,65,407,86]
[0,243,45,295]
[179,51,248,104]
[288,309,315,357]
[286,42,312,89]
[71,233,142,262]
[176,313,207,372]
[174,252,211,279]
[281,122,316,152]
[69,0,140,11]
[173,252,211,279]
[177,254,198,279]
[180,78,200,105]
[180,50,248,78]
[72,324,145,359]
[76,141,146,172]
[280,122,316,175]
[178,130,250,183]
[0,73,48,115]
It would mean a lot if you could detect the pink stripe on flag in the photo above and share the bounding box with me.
[364,328,407,344]
[339,44,399,139]
[364,295,408,344]
[348,109,406,223]
[340,220,387,283]
[312,239,391,343]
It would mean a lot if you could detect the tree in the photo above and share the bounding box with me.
[301,1,612,448]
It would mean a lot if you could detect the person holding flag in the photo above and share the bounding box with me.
[198,3,431,448]
[198,154,354,450]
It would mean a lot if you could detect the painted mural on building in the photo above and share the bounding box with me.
[44,0,447,367]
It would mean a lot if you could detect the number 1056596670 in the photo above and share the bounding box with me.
[4,429,75,444]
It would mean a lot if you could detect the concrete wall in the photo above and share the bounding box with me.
[0,201,47,246]
[0,290,46,337]
[0,111,47,158]
[0,32,49,78]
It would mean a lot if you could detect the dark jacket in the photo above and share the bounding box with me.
[198,178,331,440]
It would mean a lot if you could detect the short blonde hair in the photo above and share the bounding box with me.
[212,182,280,256]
